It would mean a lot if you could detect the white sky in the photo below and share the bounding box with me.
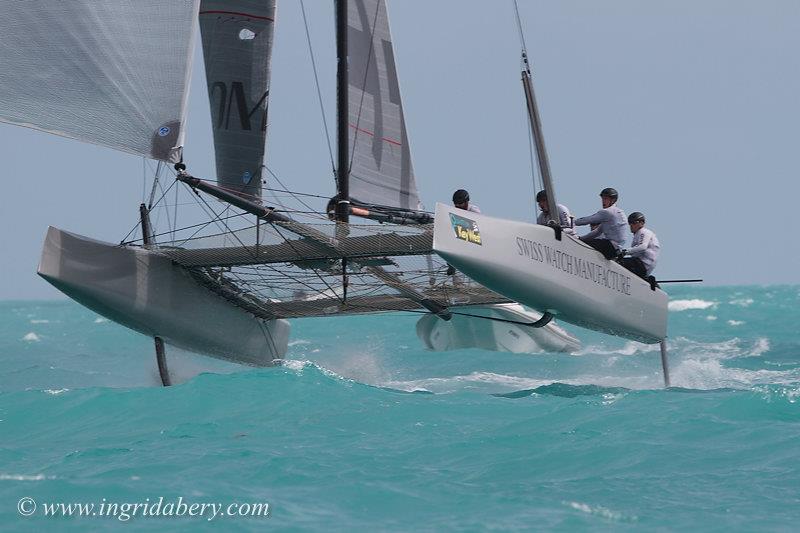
[1,0,798,299]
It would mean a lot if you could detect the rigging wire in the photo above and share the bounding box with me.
[513,0,529,66]
[300,0,336,176]
[173,172,179,245]
[513,0,544,209]
[119,178,179,244]
[264,165,320,215]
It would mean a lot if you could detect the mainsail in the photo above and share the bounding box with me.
[347,0,420,210]
[199,1,277,201]
[0,0,199,162]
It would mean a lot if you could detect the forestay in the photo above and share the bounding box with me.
[0,0,199,162]
[199,1,277,200]
[347,0,420,210]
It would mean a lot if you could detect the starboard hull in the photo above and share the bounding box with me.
[38,227,290,366]
[432,204,668,344]
[416,302,580,353]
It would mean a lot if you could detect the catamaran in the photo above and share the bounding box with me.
[2,0,580,385]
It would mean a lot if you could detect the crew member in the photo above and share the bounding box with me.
[574,187,627,259]
[619,212,660,279]
[447,189,479,275]
[452,189,480,213]
[535,190,575,235]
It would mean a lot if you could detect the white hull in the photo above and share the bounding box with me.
[38,227,290,366]
[433,204,668,344]
[416,303,580,353]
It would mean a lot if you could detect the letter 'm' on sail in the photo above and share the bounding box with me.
[348,0,421,211]
[199,1,276,201]
[0,1,199,162]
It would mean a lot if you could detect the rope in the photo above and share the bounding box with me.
[300,0,336,176]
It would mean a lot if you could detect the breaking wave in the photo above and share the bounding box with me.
[668,299,716,311]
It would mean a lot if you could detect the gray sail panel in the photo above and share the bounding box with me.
[347,0,420,210]
[0,1,198,162]
[199,1,276,201]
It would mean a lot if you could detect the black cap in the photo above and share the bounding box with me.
[628,211,645,223]
[600,187,618,199]
[453,189,470,204]
[536,190,548,202]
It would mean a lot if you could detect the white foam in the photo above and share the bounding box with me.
[29,319,49,324]
[93,317,109,324]
[22,332,40,342]
[672,358,800,389]
[384,371,553,394]
[281,359,312,372]
[44,389,69,395]
[565,501,628,521]
[0,474,53,481]
[575,341,656,357]
[727,320,745,326]
[705,315,717,321]
[729,298,754,307]
[668,299,715,311]
[287,339,311,347]
[748,338,770,356]
[673,337,737,359]
[281,359,347,381]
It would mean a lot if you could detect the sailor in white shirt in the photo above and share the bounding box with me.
[619,212,660,279]
[452,189,480,213]
[574,187,627,259]
[535,190,575,235]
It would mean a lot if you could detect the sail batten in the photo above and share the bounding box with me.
[199,0,277,201]
[0,0,199,162]
[347,0,421,210]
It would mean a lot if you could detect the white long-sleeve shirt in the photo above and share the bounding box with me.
[628,227,660,274]
[536,204,576,235]
[456,204,480,213]
[575,205,627,248]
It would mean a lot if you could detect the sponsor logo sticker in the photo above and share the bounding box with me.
[449,213,482,245]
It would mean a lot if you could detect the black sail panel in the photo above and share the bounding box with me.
[199,1,276,200]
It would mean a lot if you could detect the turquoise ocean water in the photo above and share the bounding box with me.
[1,285,799,531]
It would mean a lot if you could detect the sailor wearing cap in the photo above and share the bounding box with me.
[619,212,660,279]
[535,190,575,235]
[574,187,627,259]
[452,189,480,213]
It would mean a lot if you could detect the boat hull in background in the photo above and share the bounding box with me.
[433,204,668,344]
[416,303,580,353]
[38,227,290,365]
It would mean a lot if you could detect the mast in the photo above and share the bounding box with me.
[513,2,559,228]
[335,0,350,223]
[521,54,559,227]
